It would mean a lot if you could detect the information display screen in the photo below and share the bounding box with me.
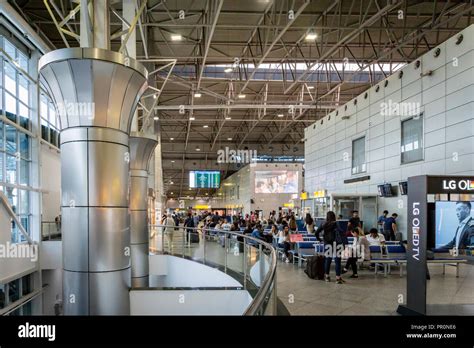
[435,201,474,250]
[189,171,221,188]
[255,171,298,193]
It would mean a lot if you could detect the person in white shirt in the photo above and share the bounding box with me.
[163,213,176,253]
[278,226,291,263]
[342,228,371,278]
[366,228,386,246]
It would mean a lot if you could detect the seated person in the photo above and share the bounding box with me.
[278,226,292,263]
[251,224,264,240]
[366,228,386,246]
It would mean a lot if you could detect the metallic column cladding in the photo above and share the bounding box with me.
[39,48,148,315]
[129,133,158,288]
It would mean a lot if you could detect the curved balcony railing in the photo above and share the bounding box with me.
[149,224,278,315]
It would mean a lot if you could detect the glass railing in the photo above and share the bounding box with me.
[41,221,61,241]
[149,224,278,315]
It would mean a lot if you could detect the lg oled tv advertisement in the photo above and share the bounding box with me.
[435,201,474,250]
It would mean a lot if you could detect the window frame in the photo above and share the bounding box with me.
[400,115,425,165]
[351,136,367,175]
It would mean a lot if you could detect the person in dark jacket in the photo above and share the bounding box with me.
[316,211,347,284]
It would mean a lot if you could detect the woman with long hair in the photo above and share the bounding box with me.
[316,211,346,283]
[304,213,314,234]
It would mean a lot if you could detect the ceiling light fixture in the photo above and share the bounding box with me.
[307,86,314,89]
[227,137,232,141]
[277,114,284,117]
[194,92,202,98]
[224,67,233,73]
[225,117,231,120]
[154,116,159,120]
[237,94,246,99]
[305,32,317,41]
[203,125,209,128]
[171,34,182,41]
[171,160,175,163]
[170,137,174,141]
[189,116,195,121]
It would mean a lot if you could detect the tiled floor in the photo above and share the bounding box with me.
[150,229,474,315]
[276,259,474,315]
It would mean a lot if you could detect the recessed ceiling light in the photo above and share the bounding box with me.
[195,147,201,151]
[153,94,157,99]
[277,114,284,117]
[194,92,202,98]
[227,137,232,141]
[225,117,231,120]
[170,181,174,185]
[307,86,314,89]
[224,67,233,73]
[154,116,159,120]
[305,32,317,41]
[171,160,175,163]
[170,137,174,141]
[189,116,195,121]
[203,125,209,128]
[171,34,182,41]
[238,94,246,99]
[170,192,174,194]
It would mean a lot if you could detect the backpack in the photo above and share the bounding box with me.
[323,222,336,244]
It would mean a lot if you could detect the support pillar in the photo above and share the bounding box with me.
[39,48,148,315]
[129,133,157,287]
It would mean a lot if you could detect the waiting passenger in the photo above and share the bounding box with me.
[163,213,176,253]
[304,213,315,234]
[289,215,297,232]
[278,226,292,263]
[316,211,347,284]
[366,228,386,246]
[342,228,370,278]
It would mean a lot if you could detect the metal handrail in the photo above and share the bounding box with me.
[149,224,278,316]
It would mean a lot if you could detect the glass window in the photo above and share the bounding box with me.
[19,160,29,186]
[4,39,16,58]
[8,278,20,303]
[401,116,423,164]
[5,93,16,115]
[5,63,16,96]
[18,52,28,71]
[19,132,29,159]
[5,125,17,154]
[6,155,17,184]
[352,137,366,175]
[0,121,3,150]
[0,284,5,309]
[19,189,29,215]
[18,75,28,104]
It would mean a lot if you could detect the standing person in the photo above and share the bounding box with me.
[193,212,200,228]
[347,210,361,233]
[184,213,195,243]
[377,210,389,234]
[289,214,297,232]
[278,226,292,263]
[163,213,176,253]
[342,228,370,278]
[383,213,398,241]
[304,213,315,234]
[316,211,346,284]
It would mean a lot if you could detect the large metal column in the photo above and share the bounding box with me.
[39,48,148,315]
[129,133,157,287]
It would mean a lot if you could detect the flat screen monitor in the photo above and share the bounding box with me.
[255,171,298,193]
[189,171,221,188]
[399,181,408,195]
[377,185,385,197]
[383,183,393,197]
[435,201,474,250]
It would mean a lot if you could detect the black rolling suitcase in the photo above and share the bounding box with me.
[304,255,325,280]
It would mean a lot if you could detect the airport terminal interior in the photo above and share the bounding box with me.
[0,0,473,317]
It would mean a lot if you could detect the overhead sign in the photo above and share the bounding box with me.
[189,171,221,188]
[313,190,326,198]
